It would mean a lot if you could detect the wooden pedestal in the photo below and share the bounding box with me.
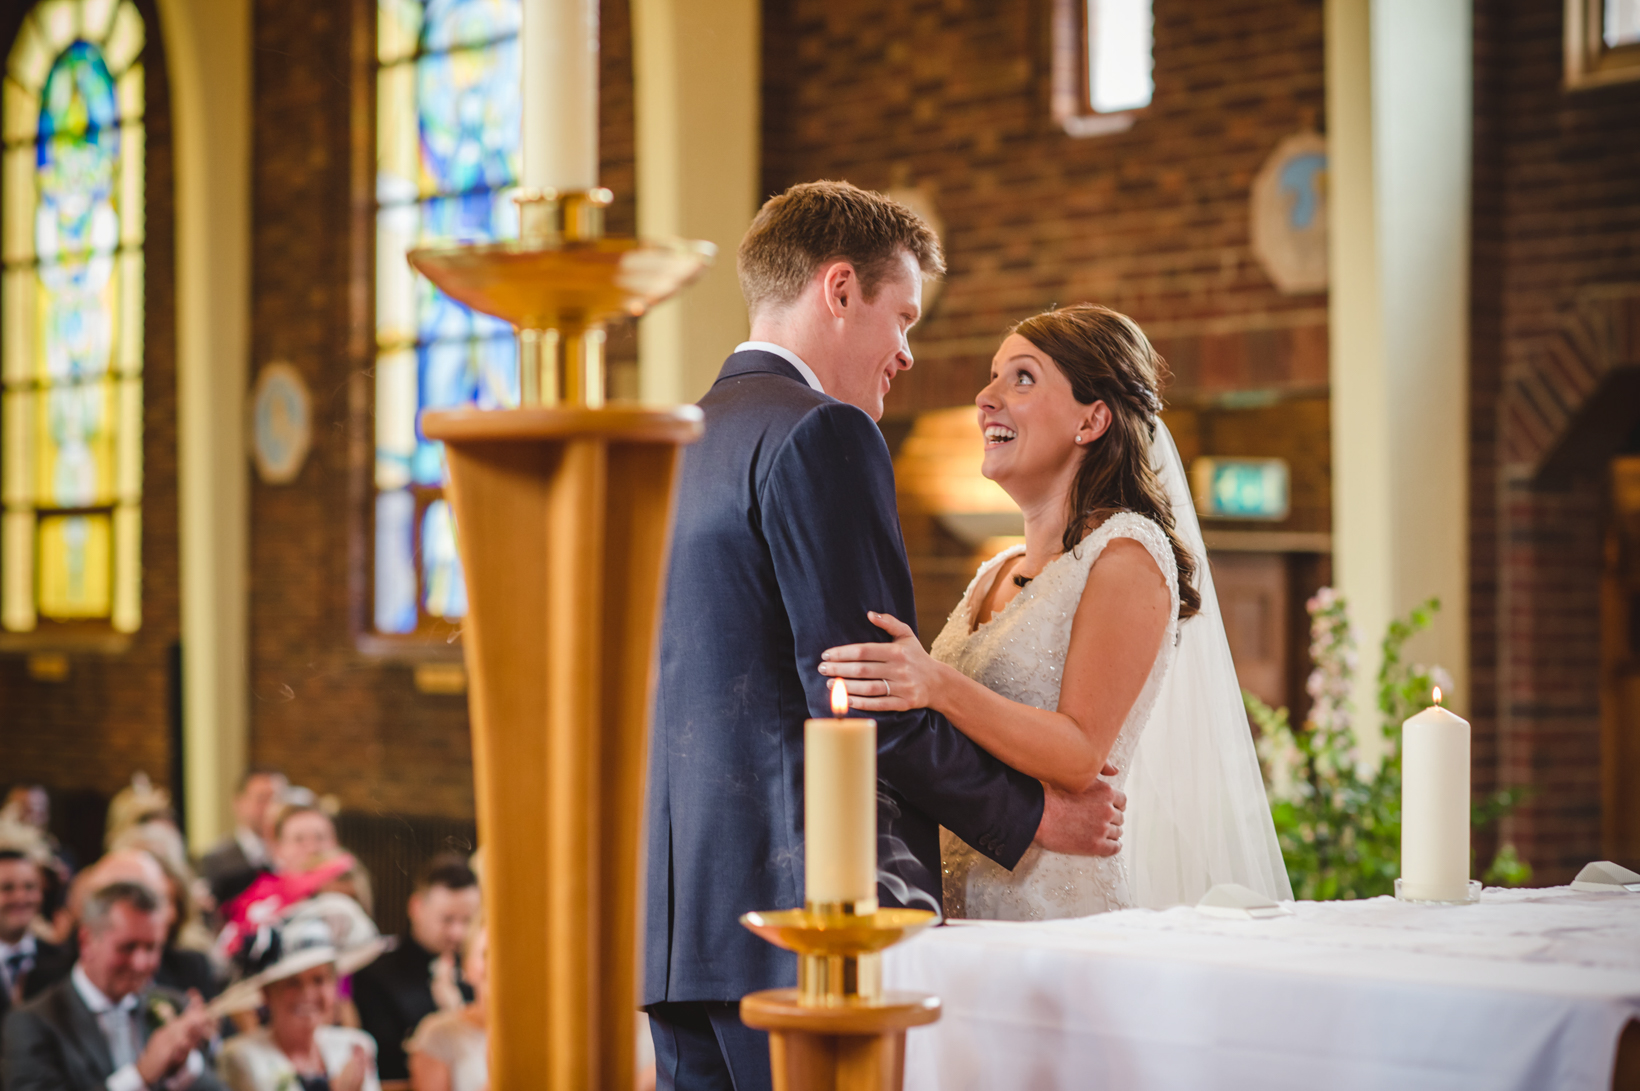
[739,990,940,1091]
[421,405,703,1091]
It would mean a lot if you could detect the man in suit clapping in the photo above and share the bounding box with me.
[2,882,224,1091]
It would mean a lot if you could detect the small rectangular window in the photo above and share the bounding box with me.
[1087,0,1154,115]
[1607,0,1640,47]
[1567,0,1640,88]
[1052,0,1153,137]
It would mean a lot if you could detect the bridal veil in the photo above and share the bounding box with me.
[1124,420,1294,907]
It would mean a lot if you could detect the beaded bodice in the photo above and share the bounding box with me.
[931,511,1180,920]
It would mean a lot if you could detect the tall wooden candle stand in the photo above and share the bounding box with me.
[740,909,941,1091]
[411,190,712,1091]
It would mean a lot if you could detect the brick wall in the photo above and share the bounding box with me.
[0,0,180,814]
[242,0,637,822]
[1476,0,1640,880]
[762,0,1329,416]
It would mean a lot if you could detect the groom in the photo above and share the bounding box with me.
[643,181,1126,1090]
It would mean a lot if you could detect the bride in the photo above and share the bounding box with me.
[819,304,1291,918]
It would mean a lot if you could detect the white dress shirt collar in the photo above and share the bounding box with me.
[0,933,36,962]
[72,963,139,1014]
[734,341,825,394]
[74,964,203,1091]
[1,933,36,991]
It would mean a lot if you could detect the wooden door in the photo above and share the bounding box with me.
[1211,551,1290,711]
[1603,455,1640,867]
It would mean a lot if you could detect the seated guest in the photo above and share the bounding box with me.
[406,927,486,1091]
[218,905,384,1091]
[24,849,214,1002]
[219,806,355,961]
[352,858,479,1082]
[103,775,179,855]
[112,826,219,964]
[1,786,77,883]
[1,846,61,1022]
[200,774,287,910]
[268,805,339,876]
[109,839,221,1001]
[0,881,222,1091]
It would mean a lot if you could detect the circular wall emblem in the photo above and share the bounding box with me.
[1250,132,1329,294]
[250,362,312,484]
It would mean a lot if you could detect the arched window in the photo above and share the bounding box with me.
[374,0,521,636]
[1,1,146,635]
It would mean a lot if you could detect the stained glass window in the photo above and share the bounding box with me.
[1,0,145,635]
[374,0,521,635]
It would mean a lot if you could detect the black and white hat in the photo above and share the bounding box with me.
[213,894,390,1015]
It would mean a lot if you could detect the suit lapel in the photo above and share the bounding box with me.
[56,977,117,1078]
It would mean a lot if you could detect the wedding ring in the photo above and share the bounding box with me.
[883,679,892,698]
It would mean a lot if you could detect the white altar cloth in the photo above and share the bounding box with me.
[881,886,1640,1090]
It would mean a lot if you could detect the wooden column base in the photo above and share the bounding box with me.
[740,989,940,1091]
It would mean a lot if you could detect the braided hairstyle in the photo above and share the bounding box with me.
[1010,303,1201,620]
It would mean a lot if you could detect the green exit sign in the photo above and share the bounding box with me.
[1190,458,1290,521]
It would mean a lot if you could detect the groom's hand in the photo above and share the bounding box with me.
[1033,763,1125,856]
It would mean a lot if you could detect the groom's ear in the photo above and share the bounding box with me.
[820,260,858,318]
[1081,401,1113,443]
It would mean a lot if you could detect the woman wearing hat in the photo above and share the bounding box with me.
[219,897,387,1091]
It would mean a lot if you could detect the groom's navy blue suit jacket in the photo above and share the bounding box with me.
[643,350,1045,1005]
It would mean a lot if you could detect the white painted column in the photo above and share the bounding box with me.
[632,0,759,405]
[157,0,251,850]
[1325,0,1471,759]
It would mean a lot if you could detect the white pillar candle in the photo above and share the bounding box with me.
[521,0,599,190]
[1400,690,1471,901]
[805,679,878,910]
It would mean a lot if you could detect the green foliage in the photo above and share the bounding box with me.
[1248,590,1529,900]
[1482,842,1533,887]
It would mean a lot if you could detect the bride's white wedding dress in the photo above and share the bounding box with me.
[933,513,1178,919]
[932,420,1292,918]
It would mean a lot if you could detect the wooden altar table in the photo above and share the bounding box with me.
[881,886,1640,1090]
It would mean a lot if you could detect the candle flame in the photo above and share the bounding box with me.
[830,677,849,717]
[1433,686,1443,706]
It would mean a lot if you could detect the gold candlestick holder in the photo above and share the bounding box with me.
[410,188,716,408]
[410,189,712,1091]
[739,905,940,1091]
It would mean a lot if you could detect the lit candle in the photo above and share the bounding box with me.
[520,0,599,190]
[1400,687,1471,901]
[805,679,878,912]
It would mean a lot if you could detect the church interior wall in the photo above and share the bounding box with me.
[763,0,1329,418]
[1472,0,1640,881]
[0,0,180,838]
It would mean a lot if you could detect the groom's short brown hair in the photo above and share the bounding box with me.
[737,181,945,317]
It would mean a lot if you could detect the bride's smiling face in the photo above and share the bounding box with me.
[977,333,1109,500]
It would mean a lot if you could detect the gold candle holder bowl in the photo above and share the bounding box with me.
[740,907,941,1091]
[407,234,715,330]
[408,187,716,407]
[741,908,938,967]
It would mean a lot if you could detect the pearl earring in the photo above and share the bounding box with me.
[1074,435,1083,443]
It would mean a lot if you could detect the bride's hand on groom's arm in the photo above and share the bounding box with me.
[1034,772,1126,857]
[819,611,948,712]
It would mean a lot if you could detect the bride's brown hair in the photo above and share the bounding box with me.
[1010,303,1201,620]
